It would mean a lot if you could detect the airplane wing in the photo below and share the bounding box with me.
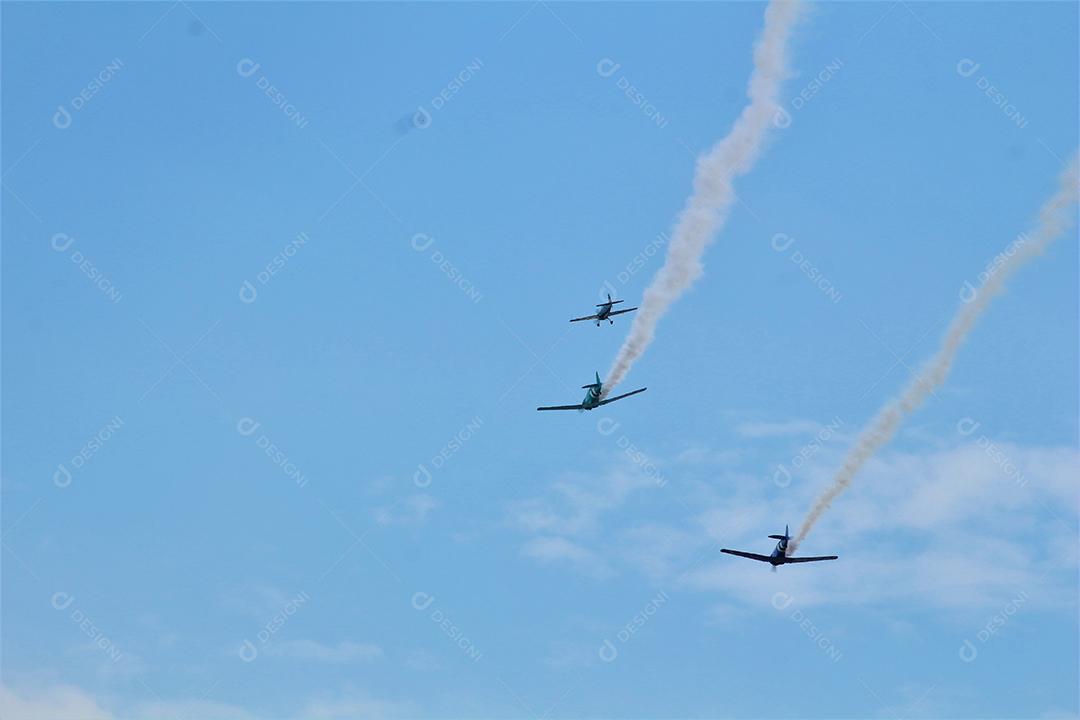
[607,307,638,317]
[597,387,647,406]
[536,403,586,411]
[784,555,838,563]
[720,549,773,562]
[569,314,600,323]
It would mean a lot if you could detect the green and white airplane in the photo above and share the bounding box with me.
[537,372,647,412]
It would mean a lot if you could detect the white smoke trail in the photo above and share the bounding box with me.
[603,0,803,395]
[789,154,1079,553]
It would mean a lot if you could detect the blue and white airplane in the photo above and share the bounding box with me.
[721,525,838,567]
[570,293,638,326]
[536,372,646,412]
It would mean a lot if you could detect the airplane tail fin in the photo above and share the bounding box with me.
[769,525,790,541]
[581,372,602,390]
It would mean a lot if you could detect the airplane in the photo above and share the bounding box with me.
[570,293,638,326]
[720,525,838,568]
[537,372,647,412]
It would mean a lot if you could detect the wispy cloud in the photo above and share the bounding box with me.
[134,698,257,720]
[507,467,656,539]
[298,690,417,719]
[0,683,112,720]
[0,683,413,720]
[521,536,612,578]
[509,462,666,577]
[375,493,437,526]
[514,438,1078,614]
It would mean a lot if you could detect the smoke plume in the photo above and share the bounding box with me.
[603,0,803,395]
[789,154,1079,553]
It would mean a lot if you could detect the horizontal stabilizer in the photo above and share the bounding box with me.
[596,299,625,306]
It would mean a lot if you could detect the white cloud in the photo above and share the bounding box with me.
[0,683,413,720]
[133,699,257,720]
[509,462,668,577]
[403,649,442,671]
[298,690,416,719]
[507,466,657,539]
[367,475,440,528]
[375,493,437,526]
[0,683,112,720]
[512,438,1079,615]
[691,440,1078,611]
[612,523,701,582]
[521,536,612,578]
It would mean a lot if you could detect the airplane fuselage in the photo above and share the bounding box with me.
[595,302,613,321]
[769,538,789,565]
[580,385,602,409]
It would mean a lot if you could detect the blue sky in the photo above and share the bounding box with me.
[2,2,1077,718]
